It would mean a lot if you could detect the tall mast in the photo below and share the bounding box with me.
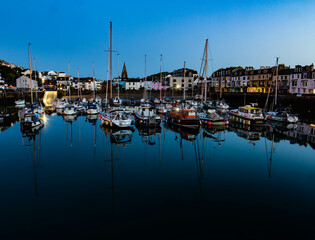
[110,21,113,99]
[28,43,33,105]
[77,68,80,98]
[34,58,38,100]
[68,62,71,101]
[105,38,110,104]
[144,55,147,99]
[117,53,119,98]
[160,54,162,101]
[204,39,208,103]
[275,57,279,106]
[183,61,186,100]
[92,61,95,99]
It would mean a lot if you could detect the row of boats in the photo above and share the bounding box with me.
[16,96,300,133]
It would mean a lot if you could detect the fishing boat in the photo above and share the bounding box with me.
[228,103,265,125]
[134,103,162,126]
[100,109,133,128]
[167,109,200,129]
[198,109,228,126]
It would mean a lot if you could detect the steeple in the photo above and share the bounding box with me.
[121,62,128,80]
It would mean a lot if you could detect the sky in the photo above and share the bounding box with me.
[1,0,315,80]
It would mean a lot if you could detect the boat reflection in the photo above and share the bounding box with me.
[86,114,98,124]
[164,122,199,142]
[229,121,267,142]
[0,107,18,133]
[100,125,134,146]
[21,125,42,198]
[203,125,227,146]
[272,122,315,149]
[63,114,77,122]
[137,125,161,145]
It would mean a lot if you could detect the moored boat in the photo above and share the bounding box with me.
[198,109,228,126]
[20,111,44,131]
[167,109,200,129]
[134,103,162,127]
[228,103,265,125]
[63,105,77,115]
[86,102,100,115]
[15,99,25,107]
[265,108,299,123]
[100,109,133,128]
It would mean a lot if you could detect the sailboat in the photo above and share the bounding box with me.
[20,44,44,131]
[264,58,299,124]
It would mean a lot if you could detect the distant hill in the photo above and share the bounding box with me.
[0,65,23,86]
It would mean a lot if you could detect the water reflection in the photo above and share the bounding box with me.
[21,125,42,198]
[0,111,315,239]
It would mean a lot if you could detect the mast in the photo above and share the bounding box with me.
[204,39,208,103]
[160,54,162,101]
[110,21,113,99]
[34,58,38,100]
[92,61,95,99]
[144,55,147,99]
[77,68,80,98]
[105,40,110,105]
[275,57,279,106]
[117,53,119,98]
[28,43,33,105]
[183,61,186,100]
[68,62,71,101]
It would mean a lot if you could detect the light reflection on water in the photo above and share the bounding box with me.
[0,112,315,239]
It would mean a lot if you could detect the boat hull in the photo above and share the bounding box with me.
[228,111,265,125]
[167,117,200,129]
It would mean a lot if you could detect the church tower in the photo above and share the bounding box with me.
[121,62,128,80]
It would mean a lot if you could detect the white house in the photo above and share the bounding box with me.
[290,65,315,95]
[125,78,143,90]
[16,75,38,90]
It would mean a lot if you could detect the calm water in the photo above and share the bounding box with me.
[0,110,315,239]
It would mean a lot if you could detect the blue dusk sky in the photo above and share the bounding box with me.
[1,0,315,79]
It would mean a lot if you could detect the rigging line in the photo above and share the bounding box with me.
[199,45,206,78]
[208,39,215,74]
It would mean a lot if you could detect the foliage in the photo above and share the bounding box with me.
[0,66,23,86]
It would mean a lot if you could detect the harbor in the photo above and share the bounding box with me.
[2,0,315,238]
[0,103,314,239]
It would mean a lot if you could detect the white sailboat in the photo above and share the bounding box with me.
[265,57,299,124]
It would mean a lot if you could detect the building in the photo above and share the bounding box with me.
[290,65,315,95]
[16,75,38,90]
[125,78,143,90]
[272,64,292,94]
[247,67,273,93]
[167,68,197,91]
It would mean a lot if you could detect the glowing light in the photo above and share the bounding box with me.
[42,114,48,124]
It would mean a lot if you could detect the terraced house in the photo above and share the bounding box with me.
[209,63,315,95]
[290,64,315,95]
